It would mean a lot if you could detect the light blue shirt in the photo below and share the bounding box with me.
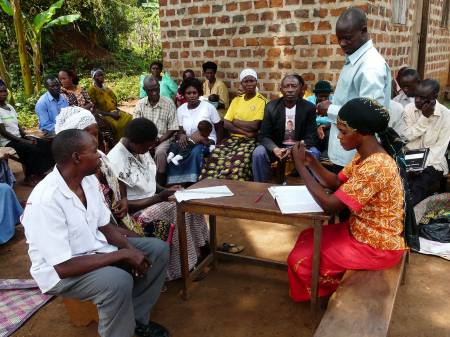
[327,40,391,167]
[35,92,68,134]
[307,95,333,126]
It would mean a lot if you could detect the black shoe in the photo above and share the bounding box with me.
[135,320,170,337]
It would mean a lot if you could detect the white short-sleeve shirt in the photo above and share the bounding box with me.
[22,167,117,293]
[177,100,221,142]
[0,104,21,146]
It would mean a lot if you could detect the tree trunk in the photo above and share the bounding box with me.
[11,0,33,97]
[31,39,42,94]
[0,51,16,105]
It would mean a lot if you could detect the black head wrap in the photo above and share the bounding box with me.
[338,98,420,250]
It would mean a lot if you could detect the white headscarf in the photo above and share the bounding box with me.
[55,106,97,134]
[239,68,258,82]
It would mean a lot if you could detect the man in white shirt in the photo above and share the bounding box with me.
[22,129,170,337]
[393,68,420,108]
[317,7,391,172]
[398,79,450,205]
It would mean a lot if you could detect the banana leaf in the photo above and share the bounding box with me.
[0,0,13,16]
[44,14,80,29]
[32,0,64,34]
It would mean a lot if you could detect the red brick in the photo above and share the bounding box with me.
[318,21,332,30]
[240,1,253,10]
[160,21,168,28]
[268,48,282,57]
[226,2,237,11]
[166,9,175,16]
[278,61,292,69]
[247,61,259,68]
[207,40,218,47]
[246,38,258,46]
[318,73,333,81]
[264,83,275,91]
[183,61,194,68]
[213,28,224,36]
[182,18,192,26]
[194,40,204,47]
[182,41,190,48]
[180,51,189,58]
[317,48,333,57]
[300,22,315,31]
[253,49,266,57]
[162,41,170,49]
[234,61,245,68]
[303,73,315,81]
[277,37,291,46]
[312,61,327,69]
[255,0,268,9]
[300,49,314,57]
[219,16,230,24]
[270,0,283,7]
[294,36,309,45]
[232,38,245,47]
[269,24,281,32]
[240,49,252,57]
[311,34,326,44]
[246,13,259,21]
[219,39,231,46]
[227,50,238,57]
[205,16,216,25]
[313,8,328,17]
[269,72,282,79]
[191,51,201,58]
[286,0,300,4]
[188,7,198,15]
[294,61,309,68]
[277,11,291,19]
[239,26,251,34]
[199,5,210,13]
[203,50,214,58]
[260,37,275,46]
[171,41,181,48]
[330,35,338,44]
[170,20,180,27]
[330,7,346,16]
[263,60,275,67]
[285,23,297,32]
[283,47,296,55]
[160,0,167,4]
[169,51,178,59]
[220,61,231,69]
[261,12,274,20]
[302,0,315,4]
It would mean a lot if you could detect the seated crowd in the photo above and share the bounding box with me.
[1,7,449,337]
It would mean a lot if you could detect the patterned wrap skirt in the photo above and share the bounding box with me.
[133,201,209,280]
[200,136,257,181]
[287,222,405,301]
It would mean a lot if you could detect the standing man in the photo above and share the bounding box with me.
[398,79,450,205]
[202,61,230,119]
[134,76,178,186]
[252,75,318,182]
[35,75,69,136]
[22,129,170,337]
[317,7,391,171]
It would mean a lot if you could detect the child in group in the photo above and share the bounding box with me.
[167,120,215,166]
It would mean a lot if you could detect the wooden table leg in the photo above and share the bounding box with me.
[310,220,323,312]
[209,215,218,269]
[177,204,190,300]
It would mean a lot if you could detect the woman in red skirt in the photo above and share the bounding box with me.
[288,97,418,301]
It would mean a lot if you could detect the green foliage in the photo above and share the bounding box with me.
[0,0,12,16]
[79,73,140,102]
[13,89,42,129]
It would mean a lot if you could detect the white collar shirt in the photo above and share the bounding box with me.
[393,92,415,108]
[22,167,116,293]
[107,141,157,201]
[327,40,391,167]
[398,101,450,174]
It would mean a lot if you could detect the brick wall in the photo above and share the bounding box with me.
[424,0,450,92]
[159,0,450,98]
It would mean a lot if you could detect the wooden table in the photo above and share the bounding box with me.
[175,178,333,311]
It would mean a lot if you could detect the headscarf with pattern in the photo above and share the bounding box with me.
[55,106,96,134]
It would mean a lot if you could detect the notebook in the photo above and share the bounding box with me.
[268,185,323,214]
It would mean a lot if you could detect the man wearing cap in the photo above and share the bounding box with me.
[202,61,230,119]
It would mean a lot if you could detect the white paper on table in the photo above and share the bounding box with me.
[418,237,450,260]
[174,185,234,202]
[268,185,323,214]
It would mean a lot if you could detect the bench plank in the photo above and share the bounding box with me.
[314,253,406,337]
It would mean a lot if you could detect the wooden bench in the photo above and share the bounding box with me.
[63,298,99,327]
[314,251,408,337]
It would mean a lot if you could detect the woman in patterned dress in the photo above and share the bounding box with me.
[287,97,418,301]
[200,69,267,181]
[107,118,209,280]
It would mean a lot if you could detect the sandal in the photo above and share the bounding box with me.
[218,243,245,254]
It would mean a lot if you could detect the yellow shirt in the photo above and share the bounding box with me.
[224,93,267,137]
[203,79,230,119]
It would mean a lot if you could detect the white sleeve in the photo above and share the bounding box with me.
[209,104,221,124]
[327,104,342,123]
[23,202,73,267]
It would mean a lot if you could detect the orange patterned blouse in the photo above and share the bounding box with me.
[334,152,406,250]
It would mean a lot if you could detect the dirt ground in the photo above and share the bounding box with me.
[2,162,450,337]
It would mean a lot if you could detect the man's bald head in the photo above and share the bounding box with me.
[143,76,160,103]
[336,7,369,55]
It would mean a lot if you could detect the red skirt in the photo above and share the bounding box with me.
[287,222,405,302]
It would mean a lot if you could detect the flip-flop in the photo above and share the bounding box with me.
[218,243,245,254]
